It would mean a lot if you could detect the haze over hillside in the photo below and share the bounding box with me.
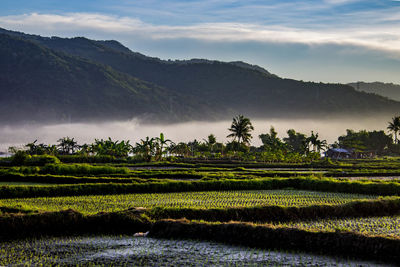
[1,28,400,125]
[348,82,400,102]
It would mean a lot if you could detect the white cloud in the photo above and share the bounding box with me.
[1,12,400,58]
[324,0,360,4]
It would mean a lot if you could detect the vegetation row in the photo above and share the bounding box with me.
[5,115,400,166]
[280,216,400,238]
[4,197,398,228]
[148,198,400,223]
[1,176,400,199]
[0,190,378,215]
[0,209,151,240]
[0,172,162,185]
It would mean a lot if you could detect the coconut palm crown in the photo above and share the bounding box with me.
[388,116,400,144]
[227,115,254,145]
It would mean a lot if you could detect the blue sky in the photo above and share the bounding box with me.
[1,0,400,83]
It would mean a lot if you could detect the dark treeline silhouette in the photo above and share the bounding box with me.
[7,115,400,164]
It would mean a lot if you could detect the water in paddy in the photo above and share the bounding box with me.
[0,236,391,266]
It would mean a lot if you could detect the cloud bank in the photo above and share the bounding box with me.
[1,12,400,58]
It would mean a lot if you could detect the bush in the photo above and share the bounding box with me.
[10,151,30,165]
[58,155,117,163]
[26,155,60,166]
[40,163,130,175]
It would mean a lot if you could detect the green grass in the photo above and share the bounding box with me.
[278,216,400,238]
[0,190,379,215]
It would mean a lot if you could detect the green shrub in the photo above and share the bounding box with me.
[58,155,117,163]
[26,155,60,166]
[10,151,30,166]
[39,163,130,175]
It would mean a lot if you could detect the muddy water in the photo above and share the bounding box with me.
[0,236,391,266]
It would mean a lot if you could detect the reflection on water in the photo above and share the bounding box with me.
[0,117,388,151]
[0,236,391,266]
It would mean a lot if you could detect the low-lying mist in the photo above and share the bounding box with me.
[0,117,390,152]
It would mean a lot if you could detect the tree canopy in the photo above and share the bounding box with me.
[227,115,254,146]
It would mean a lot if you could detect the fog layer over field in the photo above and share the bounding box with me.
[0,117,389,152]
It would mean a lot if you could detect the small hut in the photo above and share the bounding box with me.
[325,148,352,159]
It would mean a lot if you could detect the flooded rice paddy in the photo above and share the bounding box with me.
[0,236,391,266]
[0,190,378,214]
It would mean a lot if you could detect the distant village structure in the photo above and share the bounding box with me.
[325,148,376,159]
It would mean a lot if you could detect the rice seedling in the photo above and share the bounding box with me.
[0,190,379,214]
[0,235,388,266]
[278,216,400,238]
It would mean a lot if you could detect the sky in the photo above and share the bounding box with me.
[1,0,400,83]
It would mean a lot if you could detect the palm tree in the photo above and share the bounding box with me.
[227,115,254,146]
[155,133,173,161]
[169,142,190,157]
[91,138,131,158]
[388,116,400,144]
[203,134,217,152]
[57,137,78,155]
[306,131,327,153]
[314,139,328,152]
[134,137,156,162]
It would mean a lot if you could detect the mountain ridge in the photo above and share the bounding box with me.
[1,27,400,124]
[0,33,216,124]
[348,82,400,102]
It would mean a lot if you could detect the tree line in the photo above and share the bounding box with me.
[8,115,400,163]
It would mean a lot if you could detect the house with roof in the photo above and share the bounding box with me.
[325,148,376,159]
[325,148,352,159]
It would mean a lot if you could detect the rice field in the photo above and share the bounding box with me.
[0,182,52,186]
[278,216,400,238]
[0,190,379,214]
[0,236,390,266]
[2,160,400,265]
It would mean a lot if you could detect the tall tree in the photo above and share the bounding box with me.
[134,137,156,162]
[155,133,173,161]
[306,131,327,153]
[169,142,191,157]
[227,115,254,146]
[388,116,400,144]
[337,129,391,155]
[203,134,217,152]
[283,129,307,154]
[91,138,131,158]
[57,137,78,155]
[259,126,285,152]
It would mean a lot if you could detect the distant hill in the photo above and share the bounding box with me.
[1,27,400,124]
[348,82,400,101]
[0,33,212,124]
